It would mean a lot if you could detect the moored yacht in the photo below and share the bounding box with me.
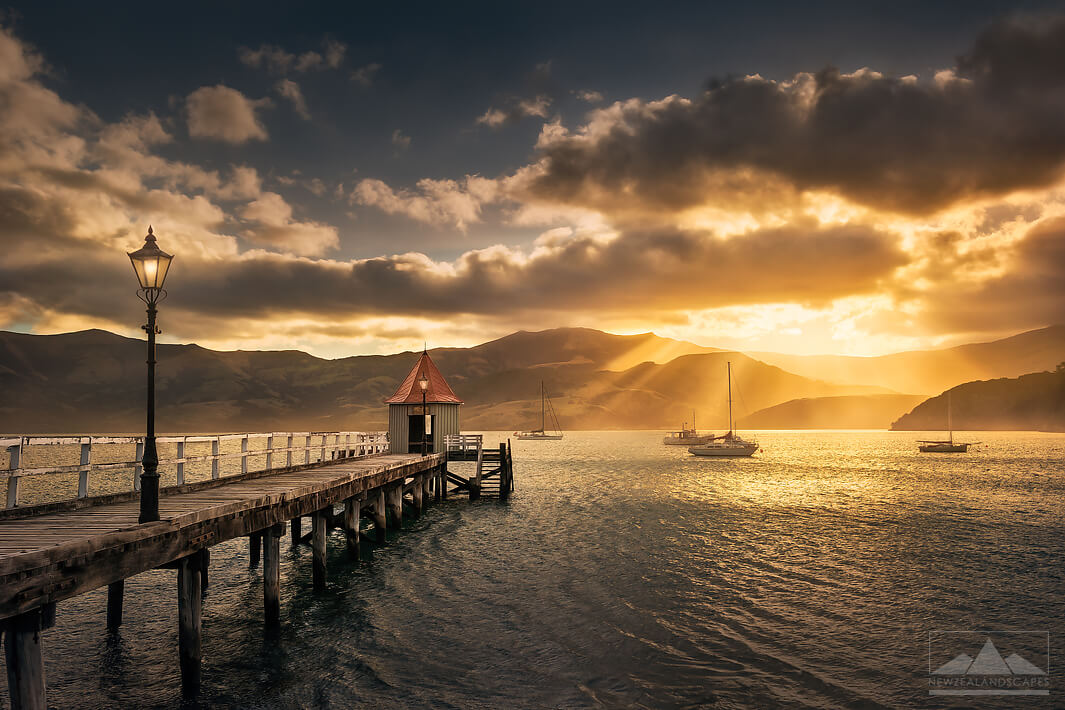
[663,411,714,445]
[515,381,564,440]
[688,362,760,457]
[918,391,976,453]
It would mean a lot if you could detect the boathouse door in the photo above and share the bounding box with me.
[407,413,435,453]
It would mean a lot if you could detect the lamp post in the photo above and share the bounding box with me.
[127,226,173,523]
[417,373,429,454]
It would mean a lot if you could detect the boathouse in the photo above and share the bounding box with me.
[386,350,462,454]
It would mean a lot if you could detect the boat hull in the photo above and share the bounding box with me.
[515,433,563,440]
[688,443,759,457]
[919,443,970,453]
[663,436,714,446]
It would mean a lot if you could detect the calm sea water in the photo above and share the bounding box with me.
[5,430,1064,709]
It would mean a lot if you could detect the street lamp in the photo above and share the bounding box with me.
[417,373,429,454]
[127,226,173,523]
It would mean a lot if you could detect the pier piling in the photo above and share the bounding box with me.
[249,532,261,567]
[106,581,124,630]
[290,516,301,547]
[412,476,423,515]
[3,609,46,710]
[263,524,282,626]
[177,552,203,695]
[373,490,387,542]
[343,498,360,559]
[387,485,403,528]
[312,509,327,591]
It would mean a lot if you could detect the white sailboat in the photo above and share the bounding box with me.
[918,391,976,453]
[663,410,714,445]
[688,362,759,457]
[515,381,564,440]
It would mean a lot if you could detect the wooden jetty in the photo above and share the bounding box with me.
[0,430,513,709]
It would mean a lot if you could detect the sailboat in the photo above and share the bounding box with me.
[663,410,714,445]
[688,361,759,457]
[918,391,976,453]
[515,381,564,440]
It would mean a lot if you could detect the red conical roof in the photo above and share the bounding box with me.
[385,350,463,404]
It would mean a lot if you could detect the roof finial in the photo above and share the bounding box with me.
[148,225,153,235]
[424,341,427,354]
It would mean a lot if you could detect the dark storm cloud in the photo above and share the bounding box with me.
[138,222,904,321]
[526,14,1065,216]
[919,217,1065,332]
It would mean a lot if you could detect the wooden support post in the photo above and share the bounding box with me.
[440,469,447,500]
[263,524,282,627]
[106,580,124,630]
[412,476,423,516]
[387,485,403,528]
[422,475,431,508]
[177,552,203,696]
[500,443,512,500]
[200,547,210,597]
[290,516,301,547]
[312,508,327,591]
[249,532,261,567]
[3,608,46,710]
[373,489,387,543]
[343,497,360,560]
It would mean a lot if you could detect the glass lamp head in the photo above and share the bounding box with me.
[128,226,173,291]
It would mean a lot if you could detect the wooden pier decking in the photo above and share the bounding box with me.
[0,448,453,709]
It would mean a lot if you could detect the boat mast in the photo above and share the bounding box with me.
[692,409,696,433]
[947,390,953,444]
[727,361,733,435]
[541,380,546,432]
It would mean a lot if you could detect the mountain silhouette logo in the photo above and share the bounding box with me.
[929,631,1050,696]
[933,638,1047,676]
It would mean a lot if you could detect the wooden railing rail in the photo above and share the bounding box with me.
[1,431,389,509]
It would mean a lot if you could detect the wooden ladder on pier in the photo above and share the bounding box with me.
[444,436,513,499]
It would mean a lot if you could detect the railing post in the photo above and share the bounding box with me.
[320,435,326,463]
[241,435,248,474]
[6,441,22,509]
[77,438,91,499]
[211,438,220,479]
[286,435,293,467]
[305,435,311,465]
[175,439,185,486]
[266,435,273,470]
[133,440,144,492]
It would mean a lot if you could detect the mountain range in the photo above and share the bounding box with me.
[0,325,1062,434]
[750,325,1065,394]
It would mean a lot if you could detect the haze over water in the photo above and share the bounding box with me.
[11,431,1064,708]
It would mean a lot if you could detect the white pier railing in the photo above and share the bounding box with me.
[0,431,389,509]
[443,434,482,457]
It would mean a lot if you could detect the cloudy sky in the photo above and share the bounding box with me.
[2,0,1064,358]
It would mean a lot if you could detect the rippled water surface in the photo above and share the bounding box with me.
[6,431,1065,708]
